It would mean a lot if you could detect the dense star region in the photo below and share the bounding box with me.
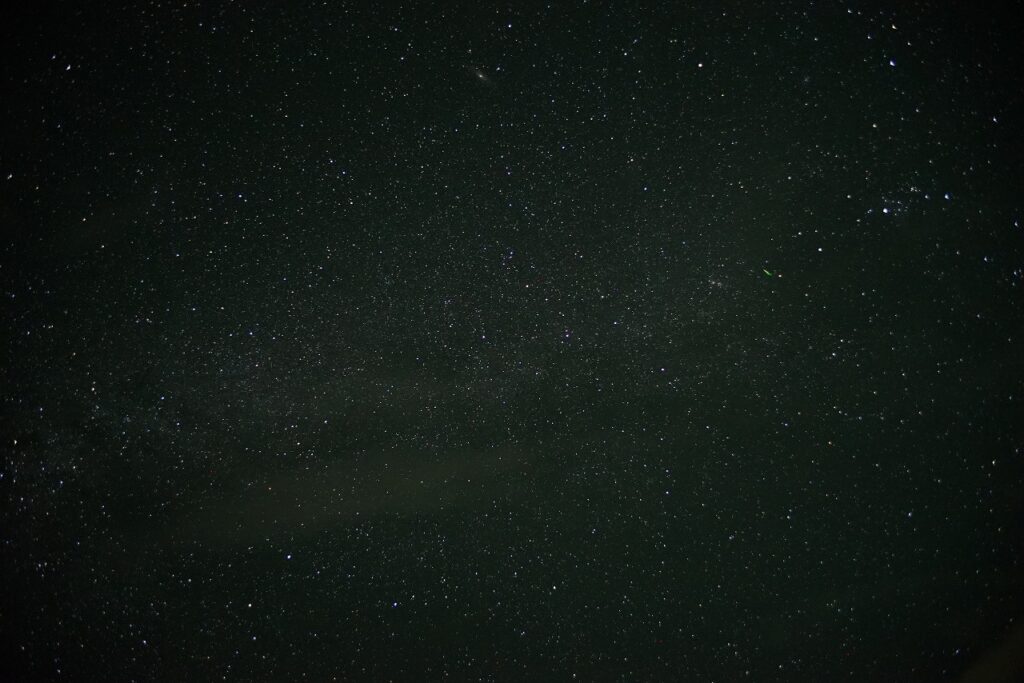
[2,2,1023,681]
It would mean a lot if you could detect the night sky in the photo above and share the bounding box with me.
[3,2,1024,681]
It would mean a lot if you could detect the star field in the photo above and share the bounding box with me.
[2,2,1023,681]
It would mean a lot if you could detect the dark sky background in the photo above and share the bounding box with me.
[2,1,1023,681]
